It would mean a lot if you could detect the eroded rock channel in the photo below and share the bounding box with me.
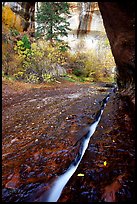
[2,82,135,202]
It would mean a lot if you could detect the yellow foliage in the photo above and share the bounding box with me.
[103,161,107,166]
[31,43,37,50]
[2,5,23,32]
[77,173,84,177]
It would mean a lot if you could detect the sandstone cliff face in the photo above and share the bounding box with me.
[63,2,110,54]
[76,2,105,36]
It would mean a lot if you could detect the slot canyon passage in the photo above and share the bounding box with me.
[2,1,135,203]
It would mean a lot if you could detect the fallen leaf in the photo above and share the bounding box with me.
[77,173,84,177]
[104,161,107,166]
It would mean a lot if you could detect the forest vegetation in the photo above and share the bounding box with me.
[2,2,115,84]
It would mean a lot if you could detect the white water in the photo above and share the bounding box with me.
[43,106,106,202]
[36,93,111,202]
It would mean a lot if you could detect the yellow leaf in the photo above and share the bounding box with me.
[77,173,84,177]
[104,161,107,166]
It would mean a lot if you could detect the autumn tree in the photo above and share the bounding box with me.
[36,2,71,44]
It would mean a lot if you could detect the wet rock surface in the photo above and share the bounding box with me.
[2,81,135,202]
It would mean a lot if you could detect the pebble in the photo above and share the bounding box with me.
[11,138,19,144]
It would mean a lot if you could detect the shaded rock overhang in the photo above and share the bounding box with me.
[98,2,135,92]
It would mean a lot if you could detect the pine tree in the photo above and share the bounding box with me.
[36,2,71,44]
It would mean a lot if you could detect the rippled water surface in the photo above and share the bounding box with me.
[2,82,135,202]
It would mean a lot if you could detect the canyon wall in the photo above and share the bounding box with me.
[63,2,109,53]
[98,2,135,99]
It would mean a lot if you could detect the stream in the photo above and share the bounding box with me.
[36,91,111,202]
[2,82,135,202]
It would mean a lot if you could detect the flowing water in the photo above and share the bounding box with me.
[29,90,113,202]
[2,82,135,202]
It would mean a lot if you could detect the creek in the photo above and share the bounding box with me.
[2,83,135,202]
[33,88,115,202]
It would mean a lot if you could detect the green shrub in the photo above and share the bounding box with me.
[21,35,31,49]
[12,32,115,84]
[73,69,83,76]
[13,38,69,83]
[65,48,115,83]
